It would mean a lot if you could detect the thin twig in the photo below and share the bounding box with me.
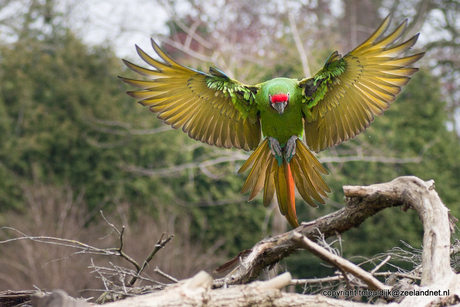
[90,263,166,286]
[371,255,391,275]
[291,232,390,291]
[100,211,141,271]
[290,275,343,285]
[128,233,175,286]
[373,272,421,280]
[154,267,179,283]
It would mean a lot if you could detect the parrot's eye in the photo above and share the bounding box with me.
[269,93,289,114]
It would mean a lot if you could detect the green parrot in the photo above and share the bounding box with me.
[120,16,424,228]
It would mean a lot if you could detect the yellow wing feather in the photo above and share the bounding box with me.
[121,40,261,151]
[302,15,424,152]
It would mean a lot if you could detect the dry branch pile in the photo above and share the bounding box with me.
[4,176,460,307]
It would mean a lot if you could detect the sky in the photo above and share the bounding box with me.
[67,0,171,59]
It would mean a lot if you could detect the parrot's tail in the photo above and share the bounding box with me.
[238,138,330,228]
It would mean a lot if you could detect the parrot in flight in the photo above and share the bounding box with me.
[120,15,424,228]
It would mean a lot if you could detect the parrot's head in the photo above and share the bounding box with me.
[269,93,289,115]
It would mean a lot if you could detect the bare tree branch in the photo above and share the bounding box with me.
[370,255,391,275]
[85,117,172,136]
[158,0,214,50]
[154,267,178,283]
[404,0,433,40]
[128,234,175,286]
[318,155,423,164]
[157,36,215,63]
[286,3,311,77]
[123,154,249,178]
[124,145,431,180]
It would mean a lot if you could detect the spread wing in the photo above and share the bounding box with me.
[299,15,424,152]
[120,40,261,151]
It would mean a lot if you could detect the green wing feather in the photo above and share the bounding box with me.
[120,39,261,151]
[299,15,425,152]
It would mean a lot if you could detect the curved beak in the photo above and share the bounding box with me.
[272,101,287,114]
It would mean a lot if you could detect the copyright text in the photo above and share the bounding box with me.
[321,289,450,298]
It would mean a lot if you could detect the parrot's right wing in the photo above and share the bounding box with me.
[299,15,424,153]
[121,40,261,151]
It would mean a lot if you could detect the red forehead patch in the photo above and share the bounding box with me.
[270,93,289,103]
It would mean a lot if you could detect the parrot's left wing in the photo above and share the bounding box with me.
[121,40,261,151]
[299,16,424,152]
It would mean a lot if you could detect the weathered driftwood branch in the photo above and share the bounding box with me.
[0,290,44,306]
[32,272,373,307]
[32,290,91,307]
[214,176,458,291]
[343,177,454,288]
[94,271,371,307]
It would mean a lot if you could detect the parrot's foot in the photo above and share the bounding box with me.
[268,137,283,166]
[285,136,298,163]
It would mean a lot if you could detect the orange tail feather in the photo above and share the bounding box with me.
[283,160,299,228]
